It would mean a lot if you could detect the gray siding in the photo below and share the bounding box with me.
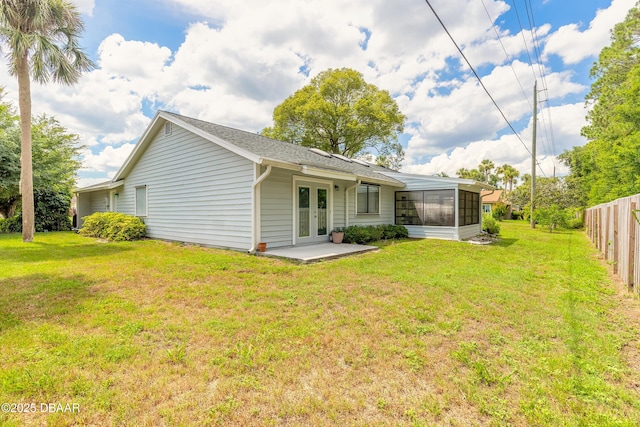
[259,167,294,248]
[405,225,459,240]
[259,170,351,248]
[347,184,395,226]
[76,190,110,228]
[116,125,254,250]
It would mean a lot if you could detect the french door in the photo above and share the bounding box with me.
[296,181,331,244]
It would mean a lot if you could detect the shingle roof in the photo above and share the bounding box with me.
[162,111,404,186]
[481,189,503,203]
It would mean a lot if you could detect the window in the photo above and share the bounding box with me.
[357,184,380,214]
[135,186,147,216]
[458,190,480,226]
[395,190,455,226]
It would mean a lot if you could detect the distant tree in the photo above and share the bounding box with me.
[0,0,93,242]
[496,164,520,192]
[456,167,484,182]
[535,204,569,233]
[478,159,495,183]
[0,114,82,219]
[561,5,640,206]
[262,68,406,169]
[510,176,582,214]
[434,172,449,177]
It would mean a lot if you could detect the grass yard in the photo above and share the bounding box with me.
[0,221,639,426]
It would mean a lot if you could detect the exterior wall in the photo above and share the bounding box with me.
[259,169,350,248]
[114,124,255,250]
[259,167,294,248]
[346,184,395,226]
[458,224,483,240]
[77,190,110,228]
[385,172,484,241]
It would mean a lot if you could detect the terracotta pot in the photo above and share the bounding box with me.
[257,242,267,252]
[332,232,344,244]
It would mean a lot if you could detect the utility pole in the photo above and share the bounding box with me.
[530,80,537,229]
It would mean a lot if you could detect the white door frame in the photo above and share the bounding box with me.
[292,176,333,245]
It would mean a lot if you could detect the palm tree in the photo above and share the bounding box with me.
[498,164,520,193]
[0,0,93,242]
[478,159,495,183]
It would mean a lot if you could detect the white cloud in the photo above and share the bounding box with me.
[71,0,95,16]
[543,0,637,64]
[0,0,622,187]
[80,143,136,173]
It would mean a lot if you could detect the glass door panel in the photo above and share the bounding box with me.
[317,188,327,236]
[298,187,310,238]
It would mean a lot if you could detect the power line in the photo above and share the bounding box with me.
[524,0,558,161]
[423,0,547,176]
[480,0,533,111]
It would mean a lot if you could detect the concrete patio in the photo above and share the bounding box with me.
[257,242,378,263]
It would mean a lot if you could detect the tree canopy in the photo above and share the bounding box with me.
[560,4,640,206]
[0,100,81,219]
[262,68,406,169]
[455,160,519,190]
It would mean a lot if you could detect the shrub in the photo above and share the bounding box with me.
[0,215,21,233]
[511,210,524,220]
[79,212,146,241]
[482,213,501,235]
[342,224,408,244]
[0,189,72,233]
[379,224,409,240]
[491,202,508,220]
[34,189,72,232]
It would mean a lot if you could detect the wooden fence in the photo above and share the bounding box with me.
[585,194,640,294]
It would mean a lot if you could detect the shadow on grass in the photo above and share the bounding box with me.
[496,238,519,247]
[0,273,98,333]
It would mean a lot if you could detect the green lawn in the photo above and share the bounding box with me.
[0,221,639,426]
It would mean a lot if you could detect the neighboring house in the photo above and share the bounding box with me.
[481,189,510,216]
[76,111,492,251]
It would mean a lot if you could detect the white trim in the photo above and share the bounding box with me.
[301,165,356,181]
[250,165,272,252]
[292,176,333,246]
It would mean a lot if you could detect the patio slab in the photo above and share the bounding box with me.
[258,242,378,263]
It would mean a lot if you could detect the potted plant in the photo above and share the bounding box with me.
[331,228,344,244]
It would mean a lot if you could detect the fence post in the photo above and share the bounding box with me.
[613,204,619,275]
[630,202,637,291]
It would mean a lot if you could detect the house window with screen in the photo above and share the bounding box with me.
[458,190,480,226]
[135,185,147,217]
[357,184,380,214]
[395,190,455,226]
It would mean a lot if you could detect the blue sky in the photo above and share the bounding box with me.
[0,0,636,186]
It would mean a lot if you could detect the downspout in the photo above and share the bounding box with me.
[249,165,272,253]
[344,180,361,228]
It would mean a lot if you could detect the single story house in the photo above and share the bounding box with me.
[76,111,492,251]
[481,189,511,217]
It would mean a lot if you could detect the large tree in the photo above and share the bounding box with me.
[0,0,93,242]
[0,112,82,219]
[262,68,406,169]
[561,4,640,206]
